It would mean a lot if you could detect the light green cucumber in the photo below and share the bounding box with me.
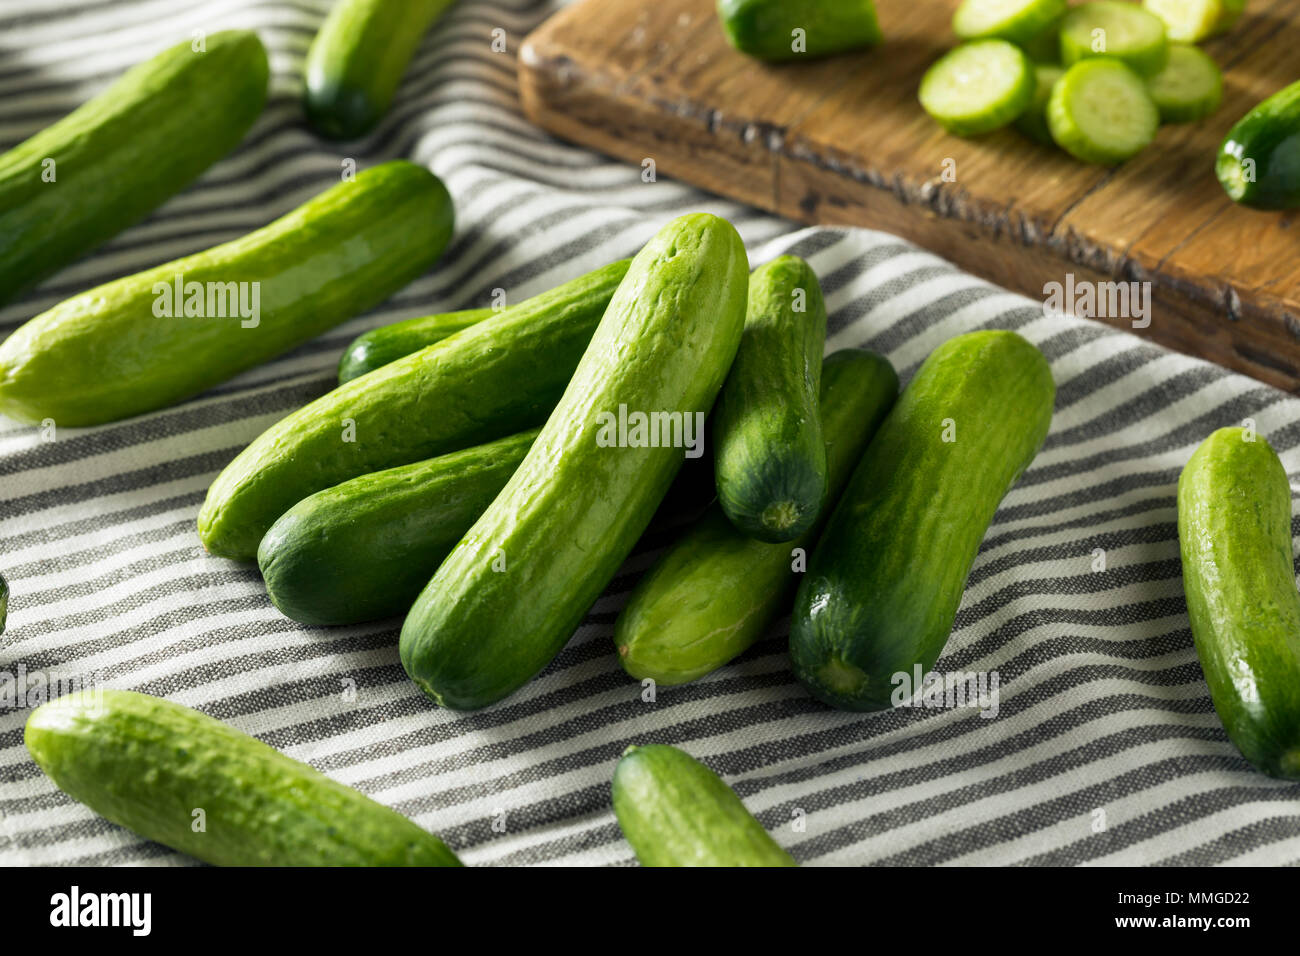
[612,744,797,867]
[25,690,462,866]
[1060,1,1169,76]
[953,0,1067,45]
[1016,63,1065,143]
[919,40,1035,136]
[1048,59,1159,164]
[400,213,749,711]
[1144,0,1246,42]
[1177,427,1300,780]
[1146,44,1223,124]
[616,349,898,685]
[198,258,631,561]
[0,160,453,426]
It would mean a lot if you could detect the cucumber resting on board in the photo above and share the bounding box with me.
[717,0,882,61]
[1217,79,1300,210]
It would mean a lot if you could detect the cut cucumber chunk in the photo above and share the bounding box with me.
[1146,44,1223,123]
[1016,64,1065,143]
[1143,0,1245,42]
[1061,1,1170,76]
[1020,19,1064,61]
[1048,59,1160,163]
[919,39,1035,136]
[953,0,1067,45]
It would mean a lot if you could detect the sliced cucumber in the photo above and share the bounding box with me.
[953,0,1067,45]
[1146,44,1223,123]
[1020,19,1064,62]
[1048,59,1159,164]
[1061,1,1170,76]
[1143,0,1245,42]
[1016,64,1065,143]
[919,39,1035,136]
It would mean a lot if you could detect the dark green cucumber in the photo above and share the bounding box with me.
[0,31,268,306]
[717,0,881,60]
[617,349,898,685]
[400,213,749,711]
[714,255,829,543]
[612,744,797,867]
[1177,427,1300,780]
[0,161,452,426]
[305,0,458,139]
[1217,80,1300,210]
[259,429,538,626]
[338,307,494,383]
[0,572,7,636]
[25,690,462,866]
[790,331,1054,711]
[199,258,631,561]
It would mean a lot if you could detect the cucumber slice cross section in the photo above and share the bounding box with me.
[1146,44,1223,123]
[953,0,1067,45]
[1048,58,1160,163]
[1061,1,1170,76]
[1144,0,1245,43]
[919,39,1035,136]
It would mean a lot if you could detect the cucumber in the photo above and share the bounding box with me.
[1048,59,1159,164]
[789,331,1054,711]
[1019,19,1065,62]
[338,307,493,383]
[714,256,828,543]
[1178,428,1300,780]
[1015,63,1065,143]
[1217,80,1300,210]
[259,429,538,626]
[305,0,458,139]
[612,744,797,867]
[717,0,882,60]
[1146,44,1223,123]
[617,350,898,686]
[0,161,453,427]
[1060,2,1169,76]
[919,40,1035,136]
[0,31,268,306]
[1144,0,1245,42]
[400,213,749,711]
[25,690,463,866]
[198,258,631,561]
[953,0,1067,45]
[0,572,7,636]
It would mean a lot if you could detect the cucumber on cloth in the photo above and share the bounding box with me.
[1145,44,1222,123]
[717,0,882,60]
[1177,428,1300,780]
[338,307,494,383]
[25,690,463,865]
[0,161,453,426]
[612,744,797,867]
[400,213,749,711]
[1048,59,1159,164]
[1060,1,1169,76]
[198,258,631,561]
[616,349,897,686]
[919,40,1035,136]
[0,31,268,306]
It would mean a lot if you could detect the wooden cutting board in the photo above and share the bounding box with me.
[518,0,1300,390]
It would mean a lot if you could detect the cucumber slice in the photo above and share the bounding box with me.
[1061,1,1170,76]
[1143,0,1245,42]
[1020,19,1064,61]
[919,39,1035,136]
[953,0,1067,45]
[1016,64,1065,143]
[1146,44,1223,123]
[1048,59,1159,163]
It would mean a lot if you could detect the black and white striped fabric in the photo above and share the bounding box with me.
[2,0,1298,867]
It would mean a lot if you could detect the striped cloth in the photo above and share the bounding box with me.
[1,0,1298,868]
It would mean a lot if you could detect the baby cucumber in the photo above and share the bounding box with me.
[1061,2,1169,76]
[714,256,828,543]
[305,0,458,139]
[259,429,538,626]
[400,214,749,711]
[953,0,1067,45]
[26,690,463,865]
[1144,0,1245,42]
[919,40,1035,136]
[198,258,631,561]
[0,31,268,306]
[717,0,882,61]
[1146,45,1222,123]
[1217,80,1300,210]
[338,308,493,383]
[1048,60,1159,164]
[612,744,797,867]
[0,161,453,426]
[1016,63,1065,143]
[1178,428,1300,780]
[617,350,898,686]
[789,331,1054,711]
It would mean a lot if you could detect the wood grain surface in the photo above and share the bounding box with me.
[519,0,1300,390]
